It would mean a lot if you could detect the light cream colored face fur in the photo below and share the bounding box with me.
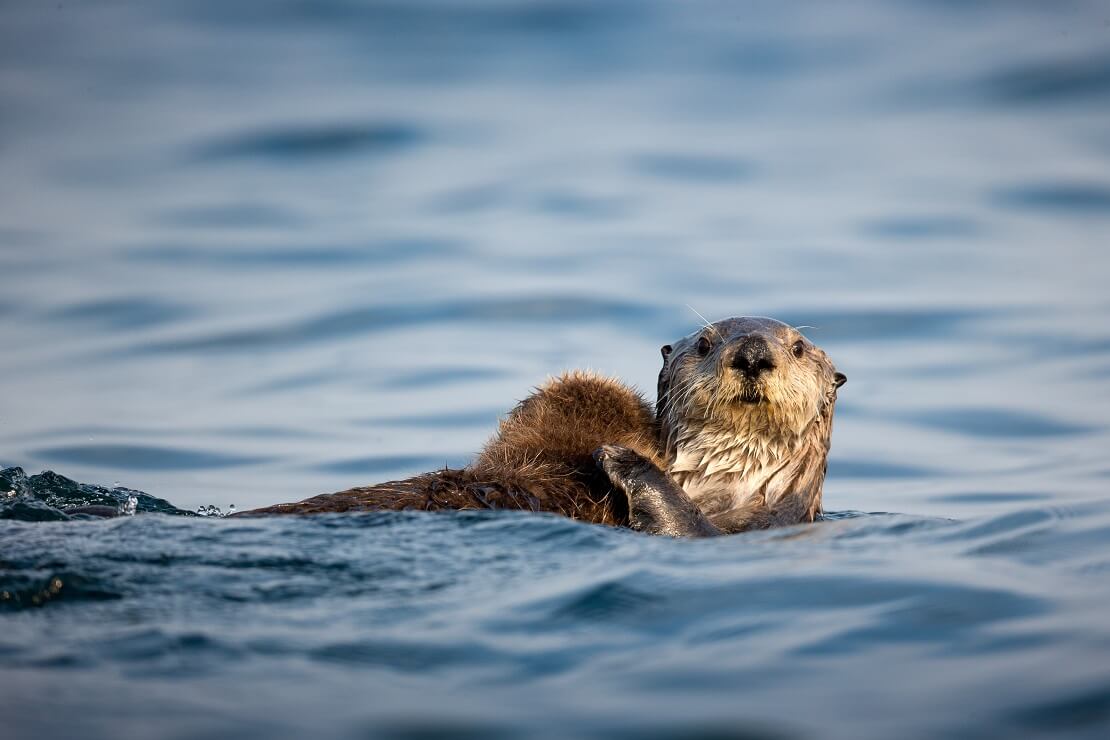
[656,317,844,523]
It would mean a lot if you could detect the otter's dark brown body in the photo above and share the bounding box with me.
[244,372,660,524]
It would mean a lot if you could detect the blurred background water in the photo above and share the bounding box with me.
[2,1,1110,738]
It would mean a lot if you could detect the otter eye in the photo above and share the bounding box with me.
[792,340,806,358]
[696,336,712,356]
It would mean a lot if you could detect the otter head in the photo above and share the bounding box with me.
[656,316,845,524]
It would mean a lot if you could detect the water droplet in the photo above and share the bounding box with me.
[119,493,138,516]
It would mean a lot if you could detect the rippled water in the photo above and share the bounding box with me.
[3,0,1110,737]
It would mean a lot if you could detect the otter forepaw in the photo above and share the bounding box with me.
[593,445,721,538]
[593,445,652,531]
[593,444,653,487]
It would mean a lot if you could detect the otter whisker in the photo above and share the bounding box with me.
[686,304,723,340]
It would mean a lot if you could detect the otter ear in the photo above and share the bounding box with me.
[834,372,847,388]
[660,344,673,359]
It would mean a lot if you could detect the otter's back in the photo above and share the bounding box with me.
[239,372,660,523]
[470,371,660,524]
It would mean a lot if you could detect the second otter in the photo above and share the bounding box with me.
[242,316,846,536]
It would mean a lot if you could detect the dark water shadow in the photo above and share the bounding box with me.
[45,297,194,332]
[795,582,1047,656]
[238,370,345,396]
[20,425,181,441]
[904,407,1096,438]
[310,637,499,672]
[862,214,983,240]
[153,203,306,229]
[632,153,756,183]
[533,191,629,220]
[1012,682,1110,733]
[600,723,794,740]
[993,181,1110,215]
[716,35,863,79]
[0,570,123,609]
[191,121,423,162]
[184,0,634,38]
[127,238,465,269]
[931,491,1051,504]
[827,459,938,479]
[29,444,269,471]
[982,52,1110,105]
[431,182,507,213]
[363,720,521,740]
[213,425,325,440]
[360,410,504,429]
[379,367,510,390]
[775,307,988,342]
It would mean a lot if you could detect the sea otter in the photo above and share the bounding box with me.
[241,317,845,536]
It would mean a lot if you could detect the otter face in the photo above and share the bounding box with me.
[656,315,845,525]
[657,316,845,438]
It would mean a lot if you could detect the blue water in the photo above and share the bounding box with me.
[3,0,1110,737]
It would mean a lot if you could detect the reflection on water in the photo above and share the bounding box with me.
[2,0,1110,738]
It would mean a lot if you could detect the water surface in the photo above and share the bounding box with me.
[2,1,1110,738]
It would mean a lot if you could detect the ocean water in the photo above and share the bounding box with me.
[2,0,1110,737]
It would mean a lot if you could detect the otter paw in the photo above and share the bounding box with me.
[592,445,650,487]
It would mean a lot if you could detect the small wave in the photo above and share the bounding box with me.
[153,202,305,229]
[359,409,504,429]
[27,444,271,471]
[633,153,756,183]
[984,52,1110,105]
[0,571,122,610]
[1,466,188,521]
[127,238,464,269]
[1014,683,1110,732]
[771,307,988,342]
[827,459,938,479]
[193,121,423,162]
[862,215,982,240]
[44,296,194,332]
[902,407,1097,438]
[993,181,1110,215]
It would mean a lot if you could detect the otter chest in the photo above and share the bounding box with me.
[667,435,802,517]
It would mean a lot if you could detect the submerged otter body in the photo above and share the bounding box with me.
[242,317,845,536]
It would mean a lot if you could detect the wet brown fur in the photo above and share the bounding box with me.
[243,371,659,524]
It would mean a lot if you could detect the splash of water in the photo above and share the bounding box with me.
[119,494,138,517]
[194,504,238,517]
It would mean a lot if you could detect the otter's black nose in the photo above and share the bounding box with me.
[730,335,775,378]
